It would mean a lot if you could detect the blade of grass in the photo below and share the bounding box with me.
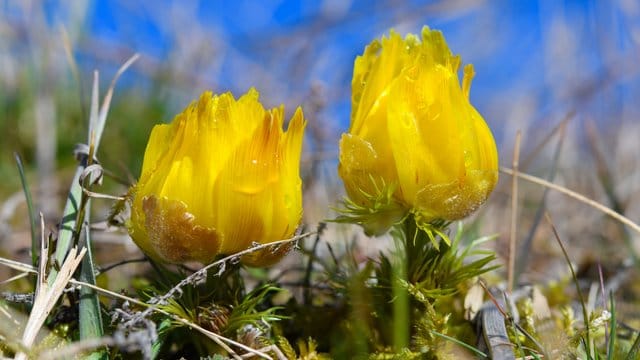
[45,72,104,359]
[625,332,640,360]
[14,153,38,269]
[93,53,139,155]
[78,206,105,359]
[585,121,626,214]
[514,121,567,284]
[545,212,591,357]
[429,330,487,357]
[599,263,609,348]
[74,73,106,360]
[585,120,637,267]
[507,131,521,292]
[77,55,138,358]
[607,292,616,360]
[60,25,87,124]
[520,111,574,170]
[47,55,138,359]
[50,71,100,275]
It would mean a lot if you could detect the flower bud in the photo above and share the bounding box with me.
[128,89,305,266]
[338,27,498,235]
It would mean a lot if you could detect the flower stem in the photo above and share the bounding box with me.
[392,238,409,351]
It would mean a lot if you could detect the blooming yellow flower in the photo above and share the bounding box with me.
[128,89,306,266]
[338,27,498,235]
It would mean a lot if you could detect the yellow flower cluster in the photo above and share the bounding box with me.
[127,27,498,266]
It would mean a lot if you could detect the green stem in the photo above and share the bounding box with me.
[392,258,409,351]
[391,218,413,352]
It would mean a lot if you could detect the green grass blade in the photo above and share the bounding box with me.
[607,292,616,360]
[625,332,640,360]
[546,213,591,356]
[429,330,487,357]
[46,56,136,358]
[14,153,38,269]
[78,204,106,359]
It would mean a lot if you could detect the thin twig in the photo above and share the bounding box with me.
[507,131,521,293]
[127,232,314,325]
[81,187,126,201]
[97,257,148,274]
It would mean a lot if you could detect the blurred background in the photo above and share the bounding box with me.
[1,0,640,284]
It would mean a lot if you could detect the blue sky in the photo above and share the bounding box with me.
[35,0,640,148]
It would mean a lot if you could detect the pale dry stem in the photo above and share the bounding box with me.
[499,167,640,236]
[15,233,86,360]
[508,131,522,293]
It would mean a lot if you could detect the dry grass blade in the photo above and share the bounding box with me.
[92,53,140,154]
[514,121,567,285]
[585,120,637,265]
[499,167,640,237]
[507,131,521,293]
[585,120,625,214]
[0,272,30,285]
[15,246,87,360]
[60,24,86,120]
[520,111,574,170]
[0,257,37,274]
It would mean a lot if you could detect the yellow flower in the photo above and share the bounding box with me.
[128,89,306,266]
[338,27,498,235]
